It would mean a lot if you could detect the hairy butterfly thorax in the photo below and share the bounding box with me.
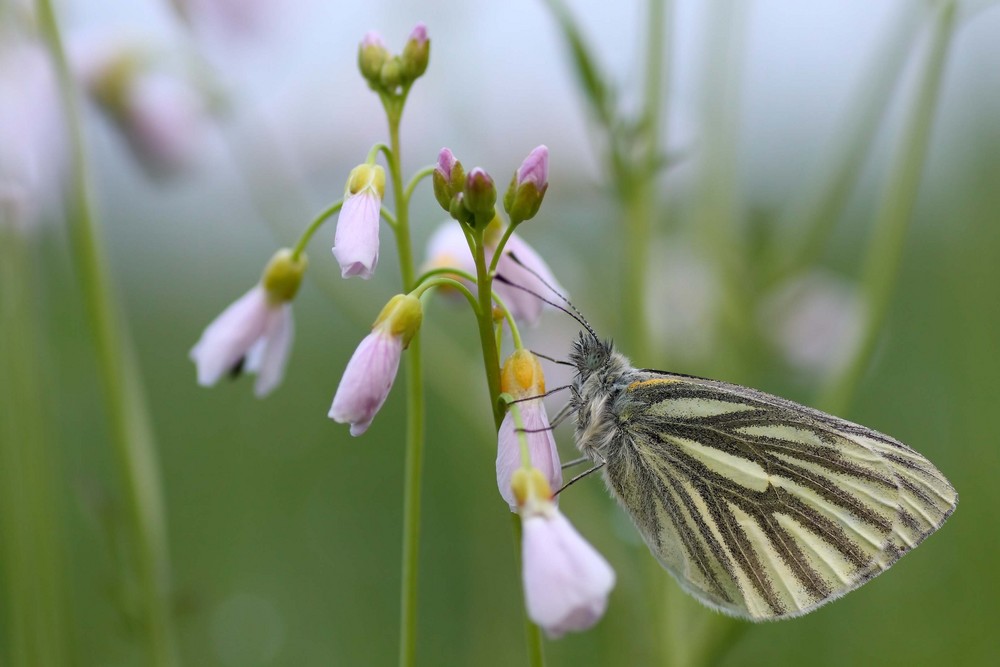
[570,334,638,461]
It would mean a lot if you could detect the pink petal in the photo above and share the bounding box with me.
[522,511,615,638]
[247,304,294,397]
[190,286,271,387]
[329,329,403,435]
[496,400,562,511]
[333,191,381,279]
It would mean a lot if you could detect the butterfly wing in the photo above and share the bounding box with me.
[602,372,957,620]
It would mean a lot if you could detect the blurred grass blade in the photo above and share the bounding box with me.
[770,2,929,285]
[1,224,71,667]
[35,0,180,664]
[821,0,958,414]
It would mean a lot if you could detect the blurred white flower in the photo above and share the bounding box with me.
[759,271,864,377]
[0,40,66,231]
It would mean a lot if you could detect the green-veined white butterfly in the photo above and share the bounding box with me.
[566,332,957,620]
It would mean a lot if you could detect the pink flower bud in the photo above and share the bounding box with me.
[504,145,550,224]
[516,145,549,190]
[333,164,385,279]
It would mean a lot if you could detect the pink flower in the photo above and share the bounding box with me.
[329,294,422,435]
[497,350,561,511]
[494,233,565,326]
[120,72,206,177]
[190,286,294,397]
[522,507,616,638]
[190,249,305,397]
[333,164,385,279]
[422,222,564,326]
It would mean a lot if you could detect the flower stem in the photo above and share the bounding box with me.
[385,106,426,667]
[291,200,344,260]
[36,2,179,665]
[820,0,957,415]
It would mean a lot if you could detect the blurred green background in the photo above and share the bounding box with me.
[3,0,1000,665]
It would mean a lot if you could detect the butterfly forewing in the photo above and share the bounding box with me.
[603,371,957,620]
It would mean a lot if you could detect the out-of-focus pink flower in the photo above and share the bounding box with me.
[120,72,207,177]
[172,0,288,41]
[329,294,422,436]
[333,164,385,279]
[494,232,564,326]
[0,41,66,231]
[512,468,615,638]
[496,350,561,511]
[189,249,305,397]
[421,222,564,326]
[76,39,209,178]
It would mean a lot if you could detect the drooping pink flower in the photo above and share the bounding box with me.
[496,350,561,511]
[333,164,385,279]
[190,286,294,397]
[189,249,305,397]
[512,468,615,638]
[522,507,616,638]
[329,294,422,435]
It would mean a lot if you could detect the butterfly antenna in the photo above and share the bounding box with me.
[498,252,600,343]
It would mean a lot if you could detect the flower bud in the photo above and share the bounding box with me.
[432,148,463,212]
[261,248,307,303]
[401,22,430,82]
[463,167,497,226]
[504,145,549,225]
[379,57,403,91]
[358,32,389,84]
[372,293,423,348]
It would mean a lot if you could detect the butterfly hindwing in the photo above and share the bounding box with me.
[602,371,957,620]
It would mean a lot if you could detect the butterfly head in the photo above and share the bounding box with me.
[569,333,615,380]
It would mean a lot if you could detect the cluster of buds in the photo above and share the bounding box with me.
[358,24,429,95]
[433,145,549,231]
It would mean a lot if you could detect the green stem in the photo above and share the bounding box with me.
[387,106,425,667]
[473,234,505,426]
[820,0,957,415]
[291,200,344,259]
[404,165,437,204]
[36,2,179,665]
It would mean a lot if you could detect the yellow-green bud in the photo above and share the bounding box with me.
[401,23,430,82]
[463,167,497,227]
[346,163,386,198]
[372,294,423,348]
[358,33,389,84]
[261,248,308,303]
[379,57,403,91]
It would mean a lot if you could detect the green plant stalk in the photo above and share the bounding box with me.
[384,104,427,667]
[820,0,957,415]
[470,230,545,666]
[35,1,179,665]
[0,226,71,667]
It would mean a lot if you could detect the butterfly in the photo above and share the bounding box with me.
[567,331,957,620]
